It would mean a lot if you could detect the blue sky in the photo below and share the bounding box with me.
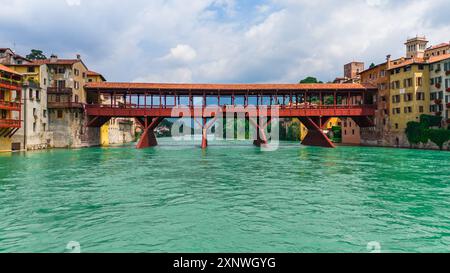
[0,0,449,83]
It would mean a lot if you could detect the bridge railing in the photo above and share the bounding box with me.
[85,103,376,110]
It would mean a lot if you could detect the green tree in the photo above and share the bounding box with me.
[427,129,450,150]
[405,121,425,146]
[369,63,376,68]
[299,77,323,84]
[26,49,47,60]
[420,114,442,128]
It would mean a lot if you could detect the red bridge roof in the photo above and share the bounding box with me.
[85,82,376,91]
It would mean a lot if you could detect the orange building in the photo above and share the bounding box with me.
[0,64,22,152]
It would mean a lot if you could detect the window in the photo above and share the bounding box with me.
[74,69,79,76]
[29,89,33,99]
[44,78,47,85]
[404,106,412,113]
[58,67,66,74]
[352,130,355,135]
[416,92,425,101]
[416,77,423,87]
[404,66,412,72]
[36,90,40,101]
[33,122,36,132]
[404,93,413,102]
[27,67,35,73]
[74,81,79,90]
[88,79,93,82]
[392,95,401,103]
[43,110,47,118]
[57,110,63,119]
[403,78,413,88]
[74,95,79,103]
[418,64,424,70]
[419,106,424,113]
[395,123,399,129]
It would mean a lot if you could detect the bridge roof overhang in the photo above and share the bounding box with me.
[85,82,377,95]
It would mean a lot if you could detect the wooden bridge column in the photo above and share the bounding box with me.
[298,117,335,148]
[136,117,164,149]
[198,116,218,149]
[249,117,272,147]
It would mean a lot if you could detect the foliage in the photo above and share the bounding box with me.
[405,122,426,145]
[299,77,323,84]
[331,126,342,143]
[369,63,376,68]
[26,49,47,60]
[420,114,442,128]
[406,116,450,149]
[427,129,450,150]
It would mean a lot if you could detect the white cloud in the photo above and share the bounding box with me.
[0,0,449,83]
[66,0,81,6]
[163,44,197,62]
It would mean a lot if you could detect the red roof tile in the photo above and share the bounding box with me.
[85,82,376,91]
[426,43,449,50]
[32,59,80,65]
[428,53,450,64]
[0,64,22,76]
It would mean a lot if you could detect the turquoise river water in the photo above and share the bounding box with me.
[0,138,449,253]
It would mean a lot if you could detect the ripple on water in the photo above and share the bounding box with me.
[0,140,449,253]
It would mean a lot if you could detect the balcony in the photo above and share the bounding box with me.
[47,101,83,109]
[0,119,21,128]
[0,100,21,111]
[47,87,73,94]
[0,77,21,88]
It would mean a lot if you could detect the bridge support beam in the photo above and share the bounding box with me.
[250,117,272,147]
[197,116,218,149]
[136,117,164,149]
[299,117,335,148]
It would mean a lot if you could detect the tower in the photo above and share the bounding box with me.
[405,36,428,59]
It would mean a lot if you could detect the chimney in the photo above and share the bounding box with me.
[386,54,391,70]
[76,54,81,60]
[50,54,58,63]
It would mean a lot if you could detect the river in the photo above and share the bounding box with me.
[0,139,449,253]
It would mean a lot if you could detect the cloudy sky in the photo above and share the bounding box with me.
[1,0,449,83]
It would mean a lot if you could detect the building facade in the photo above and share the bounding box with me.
[0,64,22,152]
[341,117,361,145]
[87,70,136,146]
[388,59,430,147]
[7,63,50,150]
[429,54,450,124]
[359,60,390,145]
[34,55,100,148]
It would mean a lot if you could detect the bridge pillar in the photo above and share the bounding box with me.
[250,117,271,147]
[201,117,208,149]
[136,117,164,149]
[299,117,335,148]
[199,116,218,149]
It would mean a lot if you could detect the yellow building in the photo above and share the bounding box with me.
[87,70,110,146]
[388,59,430,146]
